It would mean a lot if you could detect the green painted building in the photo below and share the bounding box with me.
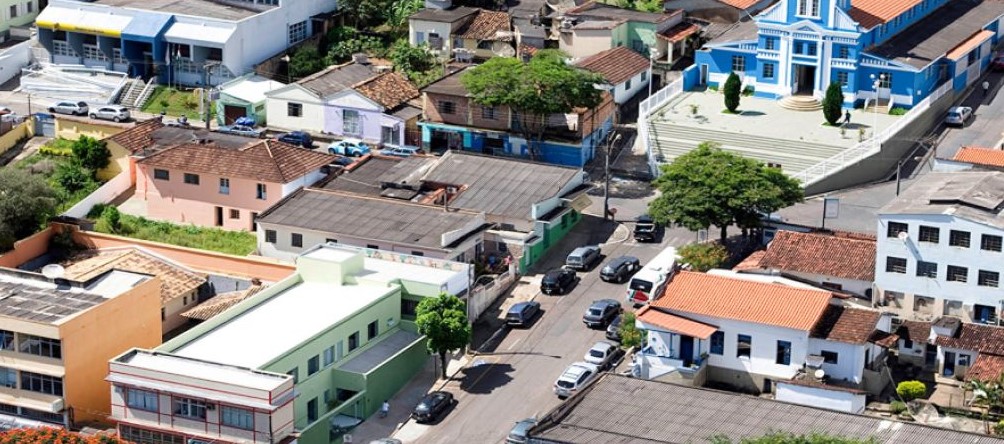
[108,244,471,444]
[2,0,40,39]
[216,74,284,125]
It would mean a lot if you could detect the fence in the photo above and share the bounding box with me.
[639,76,685,177]
[62,171,133,219]
[468,266,517,320]
[792,80,952,186]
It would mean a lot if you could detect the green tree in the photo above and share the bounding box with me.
[0,169,57,251]
[649,142,803,243]
[71,135,110,172]
[390,40,436,75]
[385,0,424,30]
[289,46,326,79]
[463,49,604,160]
[968,375,1004,434]
[723,72,741,113]
[325,27,385,64]
[822,81,844,125]
[618,312,642,349]
[339,0,392,27]
[896,380,926,401]
[102,205,122,233]
[52,161,95,194]
[709,431,877,444]
[416,293,471,379]
[678,242,729,272]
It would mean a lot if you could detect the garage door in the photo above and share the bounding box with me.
[224,105,246,125]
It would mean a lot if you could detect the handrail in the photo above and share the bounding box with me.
[134,78,157,109]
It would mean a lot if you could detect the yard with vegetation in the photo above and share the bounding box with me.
[141,86,217,120]
[88,204,257,255]
[15,137,106,213]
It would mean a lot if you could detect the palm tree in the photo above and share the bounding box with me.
[969,376,1004,434]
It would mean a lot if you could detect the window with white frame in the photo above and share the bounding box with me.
[343,110,361,135]
[83,45,108,62]
[731,55,745,73]
[798,0,820,16]
[323,346,335,366]
[762,63,775,79]
[381,126,400,145]
[173,397,207,419]
[219,178,230,195]
[52,40,75,57]
[221,405,253,430]
[288,21,308,45]
[256,183,267,200]
[764,37,775,50]
[127,388,159,412]
[838,45,850,59]
[877,72,892,88]
[836,71,849,87]
[21,372,62,396]
[0,368,15,389]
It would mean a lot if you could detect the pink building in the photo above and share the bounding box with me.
[135,140,334,230]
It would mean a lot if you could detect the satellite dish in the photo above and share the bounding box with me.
[898,231,909,241]
[41,264,65,279]
[814,369,826,380]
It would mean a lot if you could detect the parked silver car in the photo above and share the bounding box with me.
[944,106,972,127]
[89,105,131,122]
[48,101,88,116]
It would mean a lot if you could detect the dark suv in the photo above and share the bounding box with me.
[277,131,313,148]
[634,215,657,242]
[599,256,640,283]
[583,299,622,328]
[541,268,576,295]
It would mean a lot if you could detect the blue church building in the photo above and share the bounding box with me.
[694,0,1004,108]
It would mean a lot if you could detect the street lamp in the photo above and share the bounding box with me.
[869,73,885,146]
[603,132,622,221]
[281,54,291,83]
[648,48,661,98]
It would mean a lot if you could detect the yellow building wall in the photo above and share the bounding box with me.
[100,140,132,182]
[0,120,33,157]
[59,276,162,427]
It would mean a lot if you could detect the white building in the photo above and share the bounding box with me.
[635,271,894,406]
[35,0,338,86]
[574,46,651,106]
[875,172,1004,323]
[407,6,478,54]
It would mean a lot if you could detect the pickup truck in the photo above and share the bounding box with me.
[216,124,266,138]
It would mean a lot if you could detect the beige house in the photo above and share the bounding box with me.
[453,10,514,60]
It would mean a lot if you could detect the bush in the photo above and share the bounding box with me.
[619,312,642,349]
[71,135,111,172]
[723,72,741,113]
[102,206,121,232]
[995,419,1004,435]
[289,46,326,78]
[896,380,926,401]
[52,161,96,194]
[822,81,843,125]
[890,400,907,414]
[38,144,73,157]
[679,242,729,272]
[889,107,907,116]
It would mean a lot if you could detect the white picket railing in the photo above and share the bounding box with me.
[640,78,685,177]
[792,81,952,186]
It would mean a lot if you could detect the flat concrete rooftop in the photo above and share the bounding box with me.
[117,349,289,391]
[90,0,268,21]
[340,330,421,374]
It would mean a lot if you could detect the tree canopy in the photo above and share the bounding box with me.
[678,242,729,272]
[71,135,110,172]
[648,142,803,242]
[462,49,605,159]
[822,82,843,125]
[0,428,131,443]
[416,293,471,378]
[723,72,741,113]
[0,168,57,251]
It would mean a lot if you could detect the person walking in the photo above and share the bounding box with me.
[983,80,990,98]
[843,110,851,126]
[380,400,390,418]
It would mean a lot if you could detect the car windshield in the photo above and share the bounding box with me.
[610,317,621,327]
[415,403,430,412]
[567,256,582,264]
[629,279,653,292]
[601,266,613,273]
[589,350,605,358]
[556,380,574,388]
[949,112,960,118]
[588,308,603,316]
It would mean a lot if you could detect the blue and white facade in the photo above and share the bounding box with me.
[694,0,1004,108]
[34,0,337,86]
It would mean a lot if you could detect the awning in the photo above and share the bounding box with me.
[36,6,133,37]
[164,22,235,46]
[562,191,592,213]
[946,30,994,61]
[637,307,717,339]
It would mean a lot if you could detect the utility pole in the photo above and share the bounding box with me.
[203,61,220,130]
[604,132,621,221]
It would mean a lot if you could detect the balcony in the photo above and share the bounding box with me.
[0,386,64,413]
[633,347,708,386]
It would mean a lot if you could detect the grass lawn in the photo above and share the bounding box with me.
[142,86,218,120]
[91,210,257,256]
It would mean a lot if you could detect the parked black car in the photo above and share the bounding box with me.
[606,314,623,341]
[634,214,657,242]
[506,301,541,327]
[583,299,622,328]
[277,131,314,148]
[566,246,602,271]
[600,256,641,283]
[412,391,454,423]
[541,268,576,295]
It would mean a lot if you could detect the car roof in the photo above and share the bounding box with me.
[509,301,536,311]
[608,256,638,266]
[561,362,598,379]
[591,299,618,308]
[637,214,654,222]
[340,138,365,143]
[571,246,597,254]
[591,341,614,351]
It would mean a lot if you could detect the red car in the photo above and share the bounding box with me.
[992,54,1004,71]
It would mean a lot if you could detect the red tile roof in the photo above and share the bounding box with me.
[732,250,766,271]
[810,305,881,345]
[575,46,650,86]
[869,330,900,348]
[658,22,700,43]
[652,271,834,331]
[62,248,206,304]
[935,323,1004,356]
[759,230,876,281]
[456,10,511,40]
[896,320,932,343]
[137,140,335,184]
[848,0,923,29]
[354,71,420,110]
[636,306,718,339]
[953,146,1004,168]
[966,354,1004,382]
[714,0,762,10]
[182,284,266,321]
[946,30,995,61]
[106,118,164,153]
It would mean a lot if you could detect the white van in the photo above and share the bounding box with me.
[625,246,679,305]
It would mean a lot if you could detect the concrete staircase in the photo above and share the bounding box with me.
[778,95,822,111]
[647,120,848,176]
[864,98,890,114]
[117,78,145,107]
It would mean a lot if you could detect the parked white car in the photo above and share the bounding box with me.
[944,106,972,127]
[583,341,618,370]
[89,105,131,122]
[553,362,599,398]
[48,101,88,116]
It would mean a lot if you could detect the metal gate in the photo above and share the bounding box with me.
[35,114,55,137]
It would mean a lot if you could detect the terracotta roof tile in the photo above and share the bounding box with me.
[518,43,539,58]
[354,72,420,110]
[575,46,650,86]
[848,0,923,29]
[869,330,900,348]
[61,248,206,304]
[182,284,265,321]
[658,22,700,43]
[137,140,335,184]
[733,250,766,271]
[456,10,511,40]
[715,0,762,9]
[759,230,875,281]
[953,146,1004,168]
[810,305,881,344]
[946,30,995,61]
[652,271,834,331]
[935,323,1004,355]
[106,119,165,154]
[966,354,1004,382]
[636,306,718,339]
[896,320,932,343]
